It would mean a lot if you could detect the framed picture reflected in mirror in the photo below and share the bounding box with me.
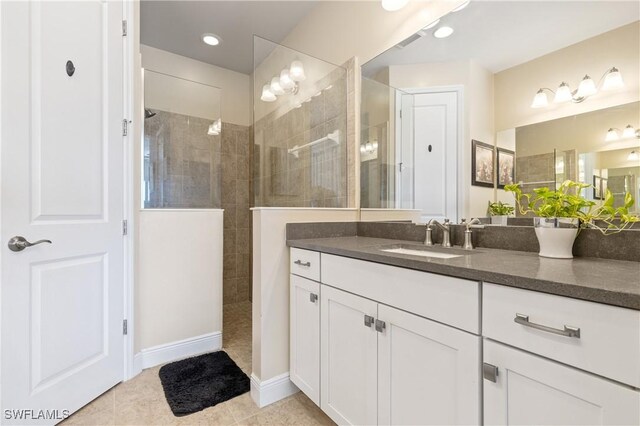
[471,139,495,188]
[497,148,515,189]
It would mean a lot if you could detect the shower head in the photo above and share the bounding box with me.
[144,108,156,119]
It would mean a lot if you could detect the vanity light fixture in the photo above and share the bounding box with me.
[202,33,221,46]
[381,0,409,12]
[605,124,639,141]
[261,61,305,103]
[531,67,624,108]
[628,151,639,162]
[433,26,454,39]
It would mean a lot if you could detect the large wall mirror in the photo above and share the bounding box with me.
[361,1,640,221]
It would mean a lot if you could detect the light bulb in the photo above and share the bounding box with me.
[605,128,619,142]
[623,125,635,138]
[602,67,624,91]
[531,89,548,108]
[576,75,597,98]
[260,84,276,102]
[289,61,306,82]
[628,151,639,161]
[433,26,454,39]
[554,82,572,103]
[202,33,221,46]
[270,77,285,96]
[381,0,409,12]
[279,68,296,91]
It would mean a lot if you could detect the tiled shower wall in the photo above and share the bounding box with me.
[222,122,253,304]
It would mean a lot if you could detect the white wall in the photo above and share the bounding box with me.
[389,60,496,219]
[141,45,251,126]
[138,210,223,351]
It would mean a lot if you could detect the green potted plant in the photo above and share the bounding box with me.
[504,180,639,259]
[487,201,515,226]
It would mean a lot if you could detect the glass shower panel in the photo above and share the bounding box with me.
[253,36,348,207]
[360,77,414,209]
[143,69,222,208]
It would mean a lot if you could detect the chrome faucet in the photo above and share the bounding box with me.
[426,219,452,248]
[462,218,483,250]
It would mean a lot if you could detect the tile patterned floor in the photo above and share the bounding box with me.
[63,301,334,425]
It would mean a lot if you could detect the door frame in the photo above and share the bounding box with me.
[394,85,465,220]
[0,0,138,400]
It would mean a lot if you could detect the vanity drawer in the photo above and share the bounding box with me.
[290,248,320,281]
[483,283,640,388]
[320,254,480,334]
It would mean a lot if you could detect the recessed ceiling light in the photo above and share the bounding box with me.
[202,33,221,46]
[452,0,471,12]
[433,26,454,39]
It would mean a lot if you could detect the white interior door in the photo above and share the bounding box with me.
[402,91,458,222]
[1,1,125,424]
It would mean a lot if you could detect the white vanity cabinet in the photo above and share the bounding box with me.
[484,340,640,425]
[483,283,640,425]
[289,274,321,405]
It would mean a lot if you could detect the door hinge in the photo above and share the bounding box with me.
[122,20,127,36]
[399,109,403,119]
[122,219,128,236]
[123,319,128,335]
[122,119,129,136]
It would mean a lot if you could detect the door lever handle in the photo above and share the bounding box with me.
[8,236,52,252]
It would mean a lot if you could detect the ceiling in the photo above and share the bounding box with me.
[140,1,318,75]
[363,1,640,78]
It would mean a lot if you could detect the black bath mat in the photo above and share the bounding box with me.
[159,351,249,416]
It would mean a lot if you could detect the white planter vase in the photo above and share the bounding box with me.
[534,217,579,259]
[490,215,509,226]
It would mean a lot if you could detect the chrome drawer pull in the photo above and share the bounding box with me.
[294,260,311,267]
[514,313,581,339]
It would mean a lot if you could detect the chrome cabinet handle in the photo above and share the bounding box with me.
[8,236,52,252]
[514,313,580,338]
[294,260,311,267]
[364,315,374,327]
[309,293,318,303]
[375,319,386,333]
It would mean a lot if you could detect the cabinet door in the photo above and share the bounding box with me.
[377,304,481,425]
[484,340,640,426]
[290,275,321,405]
[321,285,378,425]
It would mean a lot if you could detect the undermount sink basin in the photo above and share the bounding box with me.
[379,244,472,259]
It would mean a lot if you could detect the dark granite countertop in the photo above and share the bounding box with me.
[287,236,640,311]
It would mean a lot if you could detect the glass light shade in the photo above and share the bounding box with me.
[602,67,624,91]
[214,118,222,133]
[452,0,471,12]
[289,61,306,82]
[433,26,454,39]
[381,0,409,12]
[553,82,572,103]
[622,125,635,138]
[605,128,619,142]
[628,151,639,161]
[270,77,285,96]
[279,69,296,91]
[576,75,597,98]
[260,84,276,102]
[531,89,548,108]
[360,145,367,154]
[207,123,219,136]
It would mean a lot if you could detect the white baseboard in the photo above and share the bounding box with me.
[250,373,299,408]
[134,331,222,371]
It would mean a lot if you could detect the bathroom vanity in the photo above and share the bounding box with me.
[287,226,640,425]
